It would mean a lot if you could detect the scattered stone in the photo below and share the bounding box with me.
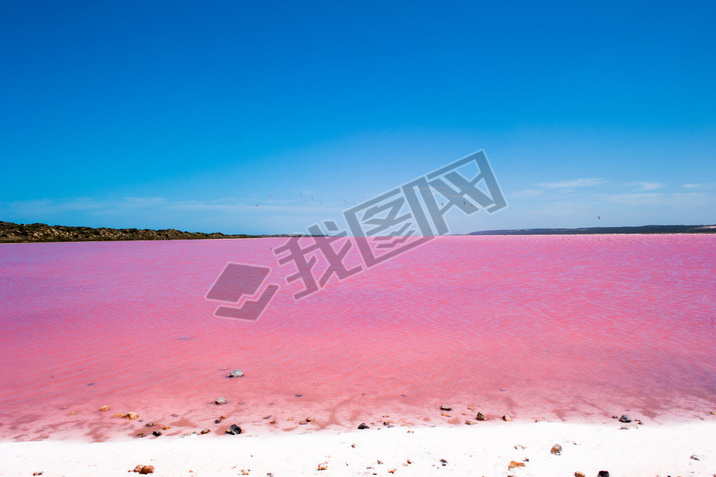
[574,473,585,477]
[125,412,139,420]
[502,414,512,421]
[710,410,716,415]
[619,426,630,430]
[635,419,643,425]
[299,420,308,425]
[351,443,356,448]
[440,458,448,466]
[99,406,109,411]
[440,405,452,411]
[317,462,328,471]
[618,415,631,423]
[441,412,451,417]
[690,454,701,461]
[269,420,276,424]
[383,421,394,428]
[215,418,223,424]
[388,469,396,474]
[226,424,242,435]
[239,470,250,476]
[467,406,476,410]
[377,460,383,464]
[152,431,161,437]
[200,428,211,434]
[228,369,244,378]
[113,413,125,418]
[33,472,43,475]
[162,426,170,430]
[465,420,477,425]
[597,471,610,477]
[508,461,525,469]
[306,416,315,422]
[358,423,370,429]
[136,433,146,438]
[145,422,154,427]
[132,465,154,474]
[550,444,562,455]
[215,397,227,405]
[476,412,487,421]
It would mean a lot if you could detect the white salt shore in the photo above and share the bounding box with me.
[2,421,715,477]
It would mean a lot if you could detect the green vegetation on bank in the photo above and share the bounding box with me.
[0,221,262,243]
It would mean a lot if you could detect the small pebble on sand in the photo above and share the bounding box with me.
[132,465,154,474]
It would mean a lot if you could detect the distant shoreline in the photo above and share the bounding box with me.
[1,221,715,243]
[469,224,716,235]
[0,221,302,244]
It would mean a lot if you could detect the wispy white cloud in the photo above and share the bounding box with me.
[625,181,663,191]
[604,192,712,207]
[682,183,716,190]
[538,178,607,189]
[0,196,346,234]
[509,189,543,198]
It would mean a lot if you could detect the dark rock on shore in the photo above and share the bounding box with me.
[440,405,452,411]
[226,424,242,435]
[597,471,610,477]
[228,369,244,378]
[358,423,370,429]
[618,415,631,423]
[476,412,487,421]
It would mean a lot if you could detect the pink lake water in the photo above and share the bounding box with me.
[0,235,714,441]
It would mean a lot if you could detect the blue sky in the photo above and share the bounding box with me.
[1,0,714,234]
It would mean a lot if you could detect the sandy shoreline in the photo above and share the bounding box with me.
[2,420,715,477]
